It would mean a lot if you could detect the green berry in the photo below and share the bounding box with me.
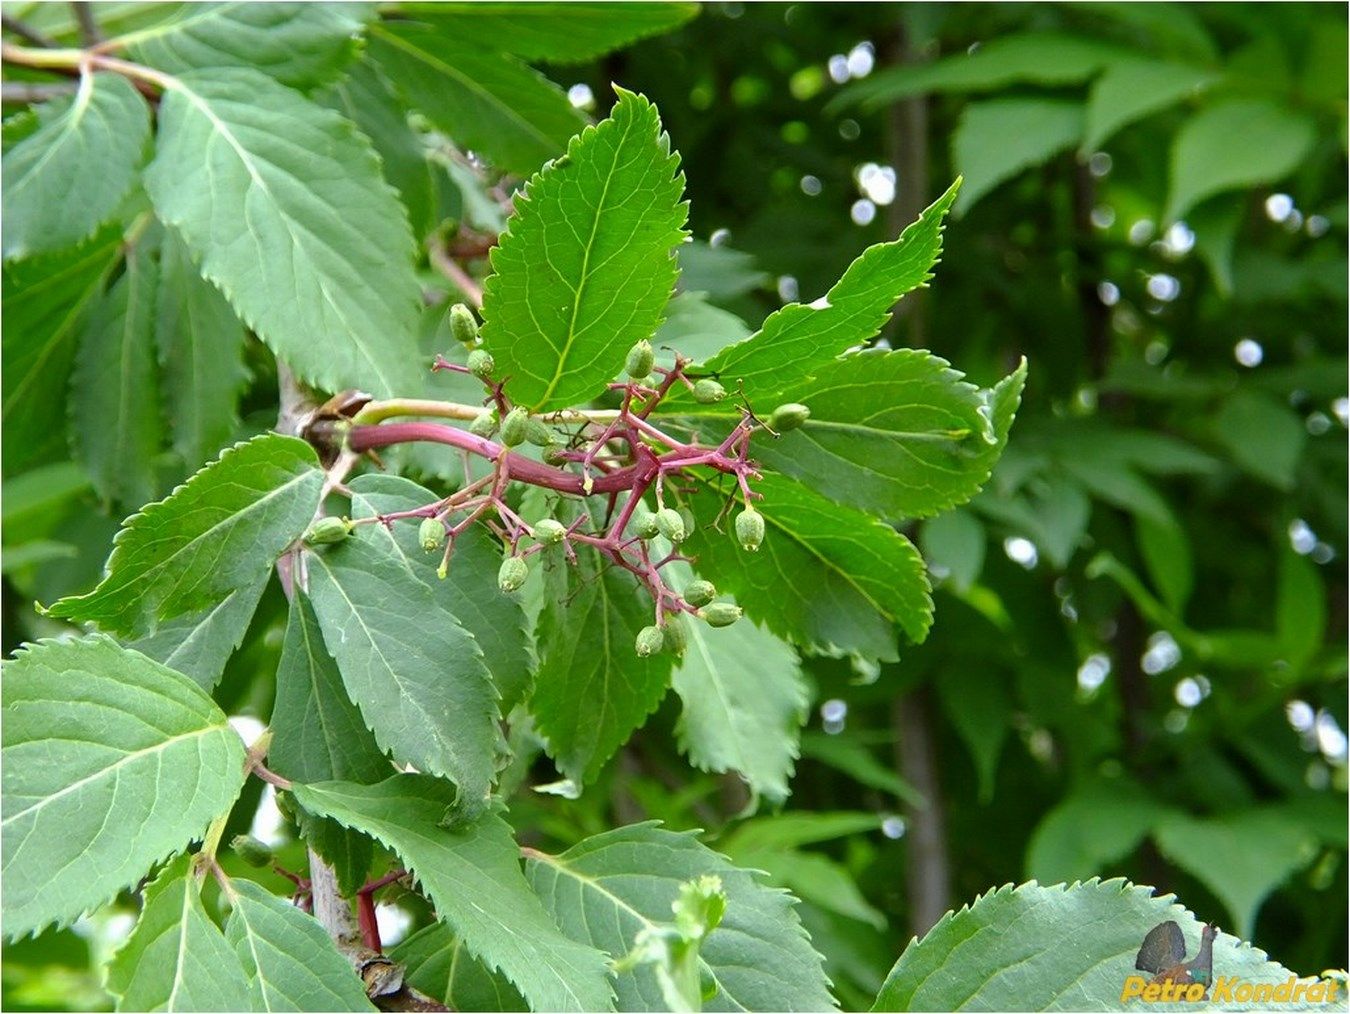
[679,506,697,539]
[692,379,726,404]
[655,507,686,544]
[469,407,498,438]
[625,339,656,379]
[533,518,567,545]
[449,302,479,345]
[467,348,495,379]
[662,616,688,657]
[734,507,765,552]
[698,602,743,628]
[230,834,274,869]
[498,555,529,593]
[525,418,557,447]
[684,579,716,608]
[303,516,352,546]
[768,402,811,432]
[634,509,660,539]
[635,625,665,657]
[419,517,446,553]
[500,407,529,447]
[543,446,570,465]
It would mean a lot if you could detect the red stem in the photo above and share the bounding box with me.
[356,890,382,952]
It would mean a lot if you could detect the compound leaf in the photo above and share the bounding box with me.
[480,88,687,411]
[2,637,247,939]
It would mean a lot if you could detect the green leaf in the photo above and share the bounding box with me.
[71,236,162,508]
[293,776,614,1012]
[953,99,1083,213]
[1153,808,1321,939]
[1165,99,1317,223]
[1025,779,1176,884]
[1,228,121,472]
[145,67,420,398]
[127,575,270,689]
[125,3,374,91]
[46,433,323,638]
[798,733,925,807]
[1212,391,1306,490]
[718,811,884,853]
[1276,550,1325,672]
[270,589,390,786]
[920,508,986,593]
[321,59,436,240]
[305,515,501,804]
[531,501,674,784]
[480,88,687,411]
[834,32,1128,111]
[686,472,930,661]
[156,231,248,471]
[391,923,527,1012]
[1,73,149,260]
[2,637,247,939]
[105,855,254,1012]
[223,877,376,1012]
[526,822,836,1012]
[1083,58,1217,151]
[668,566,806,805]
[369,21,585,178]
[1136,514,1194,616]
[344,474,533,712]
[935,664,1011,804]
[871,880,1311,1011]
[725,849,885,930]
[403,3,699,64]
[747,351,1026,519]
[680,183,957,408]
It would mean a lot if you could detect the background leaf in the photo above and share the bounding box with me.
[2,637,247,939]
[369,22,585,178]
[1,73,149,260]
[952,99,1083,213]
[480,87,687,411]
[146,67,421,398]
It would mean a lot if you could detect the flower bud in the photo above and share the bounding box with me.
[467,348,495,379]
[533,518,567,545]
[498,555,529,593]
[698,602,743,628]
[419,517,446,553]
[734,508,765,552]
[230,834,274,869]
[663,616,688,657]
[500,407,529,447]
[303,516,352,546]
[684,579,716,608]
[625,339,656,379]
[768,402,810,432]
[692,379,726,404]
[449,302,479,345]
[655,507,686,544]
[469,407,498,438]
[525,418,557,447]
[635,625,665,657]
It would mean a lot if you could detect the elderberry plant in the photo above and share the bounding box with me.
[1,5,1052,1011]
